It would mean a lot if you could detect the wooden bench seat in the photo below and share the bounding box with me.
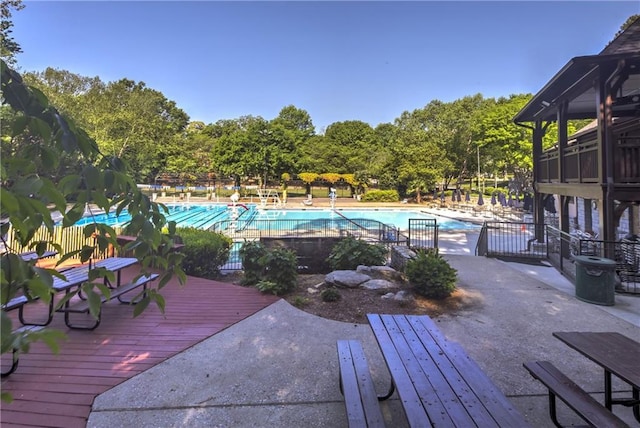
[2,294,54,326]
[1,325,45,377]
[2,295,30,312]
[523,360,629,428]
[62,273,159,330]
[337,340,389,428]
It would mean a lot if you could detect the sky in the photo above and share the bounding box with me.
[11,1,640,132]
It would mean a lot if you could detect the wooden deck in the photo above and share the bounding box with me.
[1,266,279,427]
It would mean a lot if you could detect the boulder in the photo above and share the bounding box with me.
[325,270,371,288]
[356,265,403,281]
[393,290,414,303]
[360,279,399,291]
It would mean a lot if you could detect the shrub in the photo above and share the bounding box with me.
[321,288,341,302]
[360,189,399,202]
[327,236,388,270]
[255,280,280,295]
[405,249,457,299]
[177,227,232,279]
[260,247,298,295]
[239,241,268,286]
[292,296,310,307]
[240,242,298,294]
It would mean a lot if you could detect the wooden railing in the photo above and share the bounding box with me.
[537,131,640,184]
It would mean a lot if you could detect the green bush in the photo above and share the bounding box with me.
[405,249,457,299]
[177,227,232,279]
[360,189,399,202]
[327,236,387,270]
[239,242,298,295]
[321,288,341,302]
[239,241,268,286]
[260,247,298,295]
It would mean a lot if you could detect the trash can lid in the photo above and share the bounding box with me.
[572,255,617,267]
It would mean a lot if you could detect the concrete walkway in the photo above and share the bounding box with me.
[87,254,639,427]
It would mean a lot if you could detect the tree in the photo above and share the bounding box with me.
[322,121,377,174]
[163,121,215,181]
[24,71,190,183]
[384,108,451,201]
[271,105,315,139]
[1,61,186,402]
[0,0,24,65]
[297,172,319,196]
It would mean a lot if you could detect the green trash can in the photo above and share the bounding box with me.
[573,255,617,306]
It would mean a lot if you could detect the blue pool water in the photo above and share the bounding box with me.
[75,204,480,232]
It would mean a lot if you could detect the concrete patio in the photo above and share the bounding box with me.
[87,254,640,427]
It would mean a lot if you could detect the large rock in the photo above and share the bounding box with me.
[360,279,399,291]
[325,270,371,288]
[357,265,404,281]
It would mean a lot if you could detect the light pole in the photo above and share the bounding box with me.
[477,145,480,190]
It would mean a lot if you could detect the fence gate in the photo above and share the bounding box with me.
[408,219,438,250]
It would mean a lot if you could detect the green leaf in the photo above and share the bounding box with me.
[11,175,43,197]
[11,115,28,137]
[29,86,50,109]
[62,203,84,227]
[29,117,53,141]
[132,296,150,317]
[0,188,19,213]
[86,287,103,320]
[56,249,82,266]
[82,165,101,190]
[39,179,67,212]
[58,175,82,196]
[39,147,59,170]
[26,276,52,303]
[38,329,67,354]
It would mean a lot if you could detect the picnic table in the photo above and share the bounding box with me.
[3,257,156,375]
[553,331,640,423]
[17,257,145,328]
[364,313,529,427]
[18,250,57,262]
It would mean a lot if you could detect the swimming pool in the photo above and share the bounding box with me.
[75,204,480,232]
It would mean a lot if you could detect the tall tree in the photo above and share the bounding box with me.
[25,70,190,183]
[0,0,24,65]
[272,105,315,139]
[384,111,449,201]
[322,120,376,173]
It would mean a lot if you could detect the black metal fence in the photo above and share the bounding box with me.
[408,219,438,251]
[478,222,640,295]
[210,217,411,271]
[475,221,546,260]
[548,226,640,295]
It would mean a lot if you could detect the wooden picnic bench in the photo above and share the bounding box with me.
[371,313,529,427]
[337,340,393,428]
[336,314,530,427]
[524,331,639,427]
[14,257,141,328]
[1,325,45,377]
[523,361,629,427]
[62,273,159,330]
[18,250,57,262]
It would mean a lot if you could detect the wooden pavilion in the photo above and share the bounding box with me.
[513,17,640,259]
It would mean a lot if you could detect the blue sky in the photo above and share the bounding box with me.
[12,1,639,132]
